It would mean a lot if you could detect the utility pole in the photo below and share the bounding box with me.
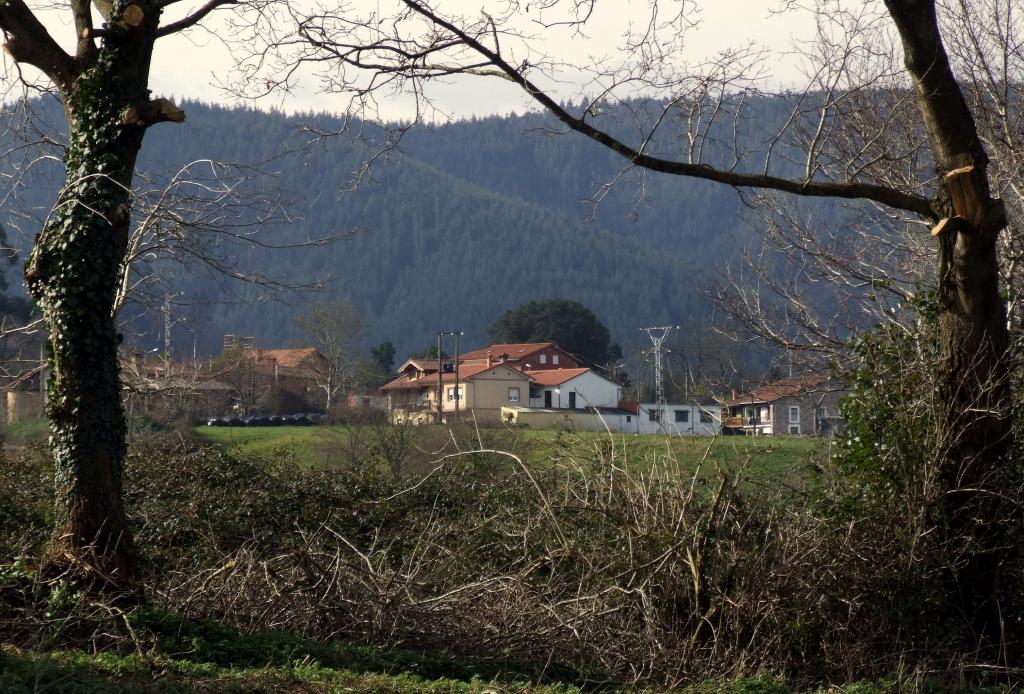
[163,293,173,363]
[162,291,184,375]
[436,332,443,424]
[436,330,463,423]
[642,325,679,432]
[453,331,462,419]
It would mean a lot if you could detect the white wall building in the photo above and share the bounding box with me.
[526,368,621,410]
[634,402,722,436]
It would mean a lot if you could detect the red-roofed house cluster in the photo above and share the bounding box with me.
[380,341,847,436]
[381,342,629,427]
[380,341,725,434]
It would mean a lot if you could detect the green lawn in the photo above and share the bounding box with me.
[194,425,334,465]
[1,417,49,446]
[195,424,829,488]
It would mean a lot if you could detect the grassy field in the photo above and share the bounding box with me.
[1,417,49,446]
[195,423,830,487]
[192,424,336,465]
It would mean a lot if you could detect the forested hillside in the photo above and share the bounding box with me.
[2,98,797,366]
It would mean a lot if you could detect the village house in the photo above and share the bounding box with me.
[2,365,45,425]
[500,365,630,431]
[458,342,579,371]
[382,356,533,424]
[383,342,630,427]
[629,401,722,436]
[526,367,620,410]
[227,345,329,413]
[722,375,847,436]
[121,352,234,421]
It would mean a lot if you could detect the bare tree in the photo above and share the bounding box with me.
[243,0,1020,635]
[295,299,365,414]
[0,0,267,587]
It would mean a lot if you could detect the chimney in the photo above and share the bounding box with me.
[486,351,493,368]
[731,389,736,400]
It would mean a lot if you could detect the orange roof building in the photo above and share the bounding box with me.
[723,374,847,437]
[458,342,579,371]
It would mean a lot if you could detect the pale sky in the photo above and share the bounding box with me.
[17,0,829,121]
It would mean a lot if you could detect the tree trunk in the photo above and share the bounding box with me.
[25,15,157,590]
[884,0,1012,642]
[934,209,1010,643]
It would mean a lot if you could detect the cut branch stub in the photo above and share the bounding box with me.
[931,216,966,237]
[121,98,185,128]
[121,5,144,28]
[944,165,985,227]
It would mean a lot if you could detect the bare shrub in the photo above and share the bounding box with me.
[3,431,1021,688]
[140,436,1020,687]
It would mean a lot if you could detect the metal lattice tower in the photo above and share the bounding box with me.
[642,325,678,411]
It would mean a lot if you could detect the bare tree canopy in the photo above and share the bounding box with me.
[242,0,1021,640]
[295,299,365,413]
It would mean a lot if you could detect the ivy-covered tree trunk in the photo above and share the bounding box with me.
[24,3,161,589]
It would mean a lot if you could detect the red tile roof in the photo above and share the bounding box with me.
[244,347,321,368]
[526,367,591,386]
[381,363,529,391]
[459,342,557,362]
[726,375,830,406]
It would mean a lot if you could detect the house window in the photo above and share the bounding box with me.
[626,415,631,423]
[539,354,547,364]
[700,411,713,424]
[552,354,560,365]
[789,425,800,435]
[816,406,827,419]
[674,409,689,423]
[447,387,463,401]
[508,387,520,402]
[648,409,661,422]
[789,406,800,424]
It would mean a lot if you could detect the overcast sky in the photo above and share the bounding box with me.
[26,1,826,121]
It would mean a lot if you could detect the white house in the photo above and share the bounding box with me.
[634,402,721,436]
[526,368,621,410]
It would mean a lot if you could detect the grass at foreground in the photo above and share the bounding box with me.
[195,424,829,487]
[0,651,1009,694]
[0,611,1004,694]
[0,609,587,694]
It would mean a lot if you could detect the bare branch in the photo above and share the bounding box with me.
[156,0,239,37]
[0,0,75,88]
